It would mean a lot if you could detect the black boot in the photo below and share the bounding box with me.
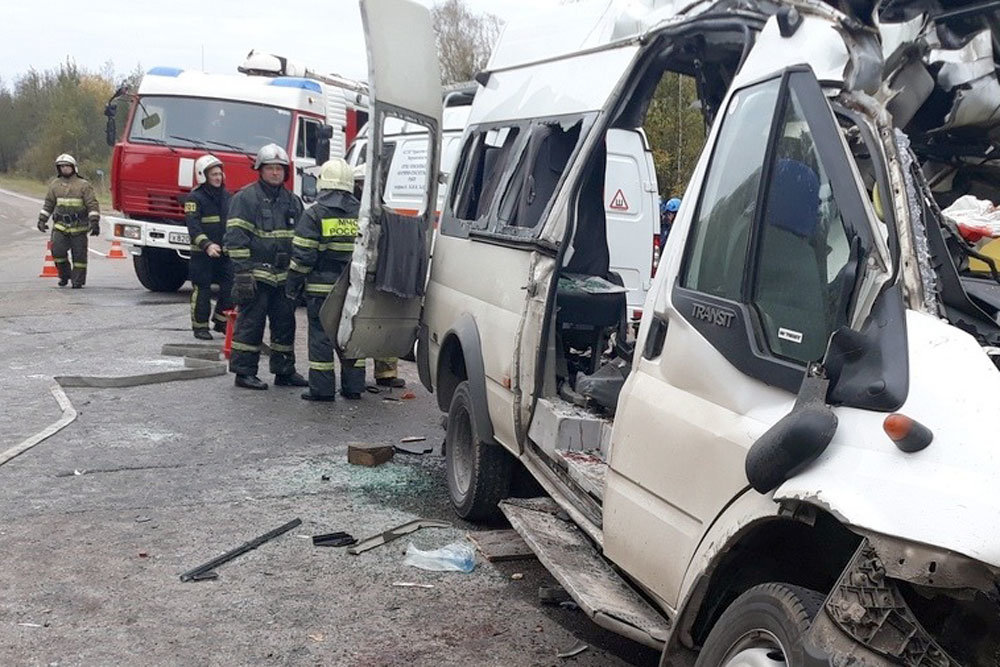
[301,391,336,402]
[235,374,268,390]
[340,390,362,400]
[193,330,213,340]
[275,372,308,387]
[58,277,69,287]
[376,377,406,388]
[71,283,83,289]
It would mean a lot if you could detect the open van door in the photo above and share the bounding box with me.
[324,0,443,359]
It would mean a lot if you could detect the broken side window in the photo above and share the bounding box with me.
[498,120,583,231]
[682,78,781,300]
[449,125,522,228]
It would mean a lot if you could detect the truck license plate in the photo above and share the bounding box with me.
[168,231,190,245]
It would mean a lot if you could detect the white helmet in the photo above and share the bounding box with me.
[317,158,354,192]
[254,143,290,170]
[55,153,77,173]
[195,154,224,185]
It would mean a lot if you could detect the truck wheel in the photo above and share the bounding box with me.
[695,583,826,667]
[445,380,512,522]
[133,248,187,292]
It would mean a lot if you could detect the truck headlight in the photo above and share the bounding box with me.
[114,223,141,240]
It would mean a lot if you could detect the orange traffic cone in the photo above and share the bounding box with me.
[108,240,127,259]
[39,241,59,278]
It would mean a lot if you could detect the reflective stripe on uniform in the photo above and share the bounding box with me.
[270,342,294,353]
[250,269,288,285]
[55,197,85,209]
[309,361,336,371]
[213,312,228,324]
[193,234,209,246]
[353,359,366,368]
[201,216,221,223]
[53,223,90,234]
[305,283,335,295]
[88,212,100,220]
[289,260,311,273]
[324,241,354,253]
[226,248,251,258]
[53,257,69,264]
[292,236,319,249]
[73,262,87,269]
[321,218,358,238]
[227,218,294,239]
[39,209,51,218]
[231,341,260,352]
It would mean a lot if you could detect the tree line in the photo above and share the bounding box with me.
[0,61,141,184]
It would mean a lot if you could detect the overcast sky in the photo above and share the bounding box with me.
[1,1,561,89]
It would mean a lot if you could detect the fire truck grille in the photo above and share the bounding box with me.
[121,185,184,219]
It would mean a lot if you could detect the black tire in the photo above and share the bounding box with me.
[695,583,826,667]
[445,380,513,522]
[133,248,187,292]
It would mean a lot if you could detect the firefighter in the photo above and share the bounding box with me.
[185,155,233,340]
[351,165,406,390]
[285,158,365,401]
[224,143,307,390]
[37,154,100,288]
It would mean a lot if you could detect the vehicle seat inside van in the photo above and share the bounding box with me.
[556,139,627,377]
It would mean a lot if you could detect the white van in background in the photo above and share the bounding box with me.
[346,88,658,318]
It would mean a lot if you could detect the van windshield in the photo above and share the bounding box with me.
[128,96,293,154]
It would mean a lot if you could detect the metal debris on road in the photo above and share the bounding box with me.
[135,516,152,523]
[312,531,357,547]
[179,517,302,582]
[347,518,452,555]
[510,573,523,580]
[17,623,44,628]
[392,581,434,589]
[400,436,426,443]
[557,641,588,659]
[394,441,433,455]
[307,633,325,642]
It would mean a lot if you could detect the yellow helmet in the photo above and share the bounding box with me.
[317,158,354,192]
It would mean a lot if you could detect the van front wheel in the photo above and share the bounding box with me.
[445,380,512,522]
[695,583,826,667]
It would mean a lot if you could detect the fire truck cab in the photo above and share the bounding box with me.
[105,53,368,291]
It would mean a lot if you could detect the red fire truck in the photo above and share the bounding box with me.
[103,52,368,291]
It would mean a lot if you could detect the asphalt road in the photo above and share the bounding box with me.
[0,188,659,667]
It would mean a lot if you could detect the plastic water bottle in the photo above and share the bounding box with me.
[403,541,476,573]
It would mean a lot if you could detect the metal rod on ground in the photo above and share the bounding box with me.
[179,518,302,582]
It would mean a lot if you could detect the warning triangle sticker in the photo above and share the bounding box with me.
[609,188,629,211]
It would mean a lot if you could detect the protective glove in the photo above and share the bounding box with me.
[285,274,305,301]
[37,218,48,233]
[231,273,256,306]
[89,220,100,236]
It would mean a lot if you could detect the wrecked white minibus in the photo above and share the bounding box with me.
[327,0,1000,664]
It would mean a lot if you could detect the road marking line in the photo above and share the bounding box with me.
[0,384,77,467]
[0,188,43,204]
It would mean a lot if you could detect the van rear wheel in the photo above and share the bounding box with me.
[445,380,512,522]
[695,583,826,667]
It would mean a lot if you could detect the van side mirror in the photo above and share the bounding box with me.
[745,367,838,493]
[301,173,318,203]
[141,113,161,131]
[316,124,333,165]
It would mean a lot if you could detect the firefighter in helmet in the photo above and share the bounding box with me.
[285,158,366,401]
[37,154,101,288]
[185,155,233,340]
[224,143,306,390]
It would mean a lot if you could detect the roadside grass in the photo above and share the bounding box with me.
[0,174,113,209]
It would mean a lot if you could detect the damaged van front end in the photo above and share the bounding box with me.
[755,2,1000,664]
